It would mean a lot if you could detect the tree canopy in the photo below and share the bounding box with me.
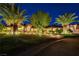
[0,3,28,26]
[55,13,78,26]
[30,11,51,29]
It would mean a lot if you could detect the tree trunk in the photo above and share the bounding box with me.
[62,25,68,34]
[37,28,43,36]
[13,23,18,35]
[23,26,26,34]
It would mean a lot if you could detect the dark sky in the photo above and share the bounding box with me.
[19,3,79,25]
[1,3,79,25]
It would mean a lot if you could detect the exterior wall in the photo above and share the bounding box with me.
[76,24,79,29]
[52,28,57,31]
[26,24,32,32]
[76,24,79,32]
[69,24,78,32]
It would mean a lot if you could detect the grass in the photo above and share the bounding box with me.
[0,34,53,55]
[0,33,79,55]
[63,34,79,38]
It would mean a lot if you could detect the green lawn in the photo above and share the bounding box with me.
[0,34,53,55]
[0,33,79,55]
[63,34,79,38]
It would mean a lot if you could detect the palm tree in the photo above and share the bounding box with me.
[0,3,28,35]
[30,11,51,35]
[55,13,78,34]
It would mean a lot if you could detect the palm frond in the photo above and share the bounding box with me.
[56,13,78,26]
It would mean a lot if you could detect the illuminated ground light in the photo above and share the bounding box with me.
[0,28,64,39]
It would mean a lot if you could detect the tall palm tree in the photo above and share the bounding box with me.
[55,13,78,34]
[0,3,28,35]
[30,11,51,35]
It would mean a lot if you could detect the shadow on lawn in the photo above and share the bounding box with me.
[0,34,56,56]
[0,34,79,56]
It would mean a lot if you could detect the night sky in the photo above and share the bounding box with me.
[1,3,79,25]
[19,3,79,25]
